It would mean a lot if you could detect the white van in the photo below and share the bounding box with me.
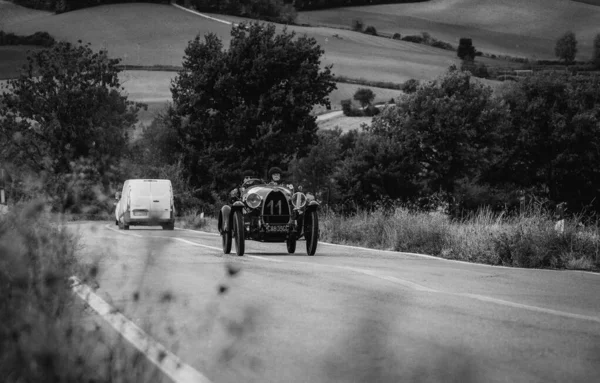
[115,179,175,230]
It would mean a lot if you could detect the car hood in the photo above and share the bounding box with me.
[244,185,293,200]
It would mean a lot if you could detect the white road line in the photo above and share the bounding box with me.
[458,293,600,324]
[167,237,222,252]
[171,2,236,26]
[69,276,213,383]
[176,227,220,236]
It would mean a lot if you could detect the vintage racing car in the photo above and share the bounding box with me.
[218,179,320,256]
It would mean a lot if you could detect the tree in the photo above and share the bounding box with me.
[491,73,600,212]
[0,41,142,176]
[457,38,476,61]
[353,88,375,108]
[555,31,578,65]
[593,33,600,69]
[170,22,336,201]
[367,68,510,207]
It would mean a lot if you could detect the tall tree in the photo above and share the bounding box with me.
[457,38,476,61]
[555,31,578,65]
[0,41,142,175]
[170,22,336,201]
[492,73,600,211]
[353,88,375,108]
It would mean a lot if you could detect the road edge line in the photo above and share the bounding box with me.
[171,2,236,26]
[69,276,213,383]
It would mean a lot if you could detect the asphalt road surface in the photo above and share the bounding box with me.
[71,222,600,383]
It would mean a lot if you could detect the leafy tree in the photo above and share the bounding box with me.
[170,22,336,201]
[289,129,341,202]
[353,88,375,109]
[367,68,510,207]
[457,38,476,61]
[491,73,600,211]
[555,31,578,65]
[593,33,600,69]
[0,41,142,177]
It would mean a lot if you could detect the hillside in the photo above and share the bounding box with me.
[0,2,495,84]
[297,0,600,60]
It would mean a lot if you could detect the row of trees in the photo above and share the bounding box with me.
[292,68,600,214]
[2,22,600,217]
[8,0,169,13]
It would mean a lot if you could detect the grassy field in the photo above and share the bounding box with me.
[0,0,50,25]
[296,0,600,60]
[1,2,512,85]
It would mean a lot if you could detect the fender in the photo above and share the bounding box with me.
[306,200,320,211]
[219,202,245,234]
[218,205,232,234]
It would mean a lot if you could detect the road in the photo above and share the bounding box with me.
[71,222,600,383]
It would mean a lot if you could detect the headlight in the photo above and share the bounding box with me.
[291,192,307,209]
[245,193,262,209]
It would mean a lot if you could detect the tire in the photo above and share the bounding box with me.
[115,220,119,226]
[123,223,130,230]
[162,222,175,230]
[305,210,319,256]
[222,224,232,255]
[118,219,123,230]
[232,210,245,256]
[286,234,297,254]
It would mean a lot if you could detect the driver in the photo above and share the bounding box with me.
[268,167,293,190]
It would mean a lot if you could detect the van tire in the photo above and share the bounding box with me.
[162,222,175,230]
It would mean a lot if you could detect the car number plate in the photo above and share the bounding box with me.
[267,225,288,233]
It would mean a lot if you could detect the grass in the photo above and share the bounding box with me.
[0,201,156,382]
[296,0,600,60]
[320,206,600,271]
[0,0,51,26]
[317,114,373,132]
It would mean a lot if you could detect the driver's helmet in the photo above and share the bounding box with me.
[242,170,256,184]
[268,167,283,183]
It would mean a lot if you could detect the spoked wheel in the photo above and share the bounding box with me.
[232,210,245,256]
[286,234,297,254]
[305,210,319,256]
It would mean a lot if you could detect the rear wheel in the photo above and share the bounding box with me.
[305,210,319,256]
[286,234,297,254]
[233,210,245,256]
[162,222,175,230]
[123,223,130,230]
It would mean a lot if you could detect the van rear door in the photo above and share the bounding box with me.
[150,181,172,220]
[129,181,152,218]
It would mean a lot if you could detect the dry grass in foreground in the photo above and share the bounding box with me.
[320,206,600,271]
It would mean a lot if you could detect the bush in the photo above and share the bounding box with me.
[363,105,380,116]
[351,19,364,32]
[0,30,55,47]
[364,25,378,36]
[392,33,401,40]
[401,78,420,93]
[401,35,424,44]
[430,40,454,50]
[341,99,363,116]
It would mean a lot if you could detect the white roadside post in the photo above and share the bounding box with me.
[0,168,8,215]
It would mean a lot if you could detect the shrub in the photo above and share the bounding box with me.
[341,99,363,116]
[363,105,380,116]
[392,33,401,40]
[364,25,378,36]
[0,30,55,47]
[431,40,454,50]
[351,18,364,32]
[401,78,420,93]
[401,35,424,44]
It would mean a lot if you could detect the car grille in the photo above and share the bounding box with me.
[262,190,290,224]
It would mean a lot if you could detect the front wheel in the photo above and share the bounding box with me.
[286,234,297,254]
[305,210,319,256]
[233,210,245,256]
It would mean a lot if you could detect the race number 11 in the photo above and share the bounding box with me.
[266,200,282,215]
